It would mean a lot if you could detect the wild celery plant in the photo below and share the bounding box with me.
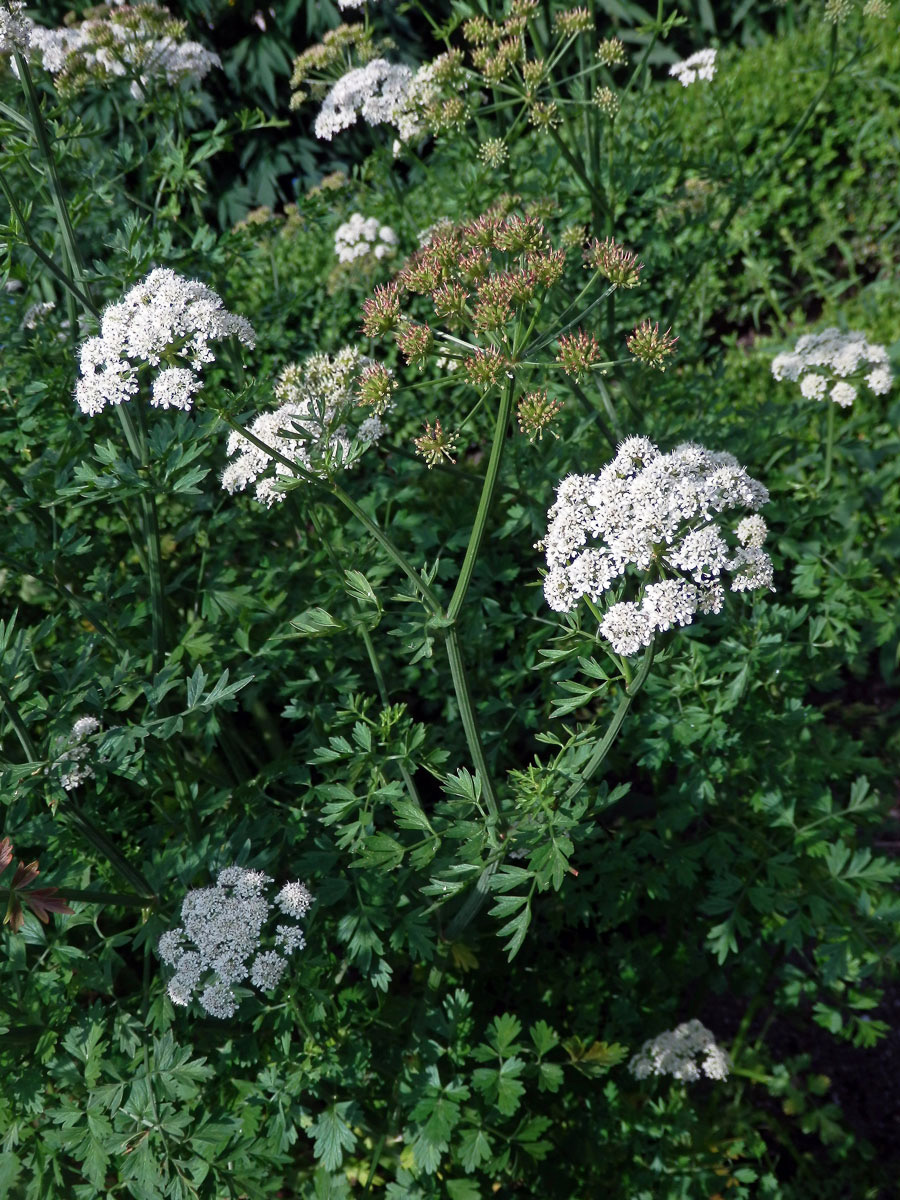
[0,2,899,1197]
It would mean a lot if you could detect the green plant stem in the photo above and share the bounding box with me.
[0,680,38,761]
[66,807,157,900]
[447,378,514,622]
[2,886,154,907]
[823,402,836,487]
[565,642,655,803]
[12,49,92,303]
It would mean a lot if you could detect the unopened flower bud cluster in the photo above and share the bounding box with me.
[75,268,255,417]
[771,327,892,408]
[630,1019,730,1082]
[540,437,772,656]
[13,4,220,99]
[335,213,398,264]
[158,868,313,1018]
[222,347,388,505]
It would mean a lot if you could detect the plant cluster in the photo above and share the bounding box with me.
[0,1,899,1197]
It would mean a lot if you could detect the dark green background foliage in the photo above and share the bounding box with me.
[1,1,899,1197]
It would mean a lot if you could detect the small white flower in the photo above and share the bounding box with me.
[865,365,893,395]
[599,603,653,656]
[830,381,856,408]
[335,212,398,264]
[276,881,314,919]
[630,1019,730,1082]
[250,951,287,991]
[735,515,767,549]
[669,48,716,87]
[799,373,826,401]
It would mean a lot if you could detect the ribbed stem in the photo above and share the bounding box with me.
[565,643,655,803]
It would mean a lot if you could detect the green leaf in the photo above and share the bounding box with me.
[446,1179,482,1199]
[457,1126,493,1174]
[351,833,405,871]
[310,1104,357,1172]
[472,1057,525,1116]
[530,1020,559,1057]
[291,607,345,637]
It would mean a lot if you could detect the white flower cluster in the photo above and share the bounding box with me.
[771,327,892,407]
[75,268,255,417]
[17,5,220,99]
[222,348,389,506]
[21,300,56,330]
[540,437,772,657]
[158,867,313,1018]
[630,1019,730,1082]
[669,48,717,86]
[0,1,31,54]
[335,213,398,264]
[314,57,438,144]
[50,716,102,792]
[338,0,379,8]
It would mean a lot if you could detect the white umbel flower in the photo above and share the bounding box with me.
[540,438,772,655]
[335,213,398,264]
[315,59,413,141]
[0,2,32,54]
[49,715,102,791]
[222,348,389,505]
[75,268,254,417]
[158,866,312,1018]
[772,327,892,406]
[630,1019,730,1082]
[669,48,716,86]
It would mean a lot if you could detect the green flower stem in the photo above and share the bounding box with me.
[444,628,498,820]
[2,886,155,908]
[332,480,500,817]
[12,48,93,306]
[823,402,836,486]
[525,279,615,357]
[565,642,655,803]
[66,807,157,900]
[546,123,608,221]
[0,169,95,314]
[447,378,515,622]
[620,0,666,103]
[0,680,38,761]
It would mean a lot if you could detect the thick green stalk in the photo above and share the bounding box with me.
[447,378,515,622]
[565,642,655,802]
